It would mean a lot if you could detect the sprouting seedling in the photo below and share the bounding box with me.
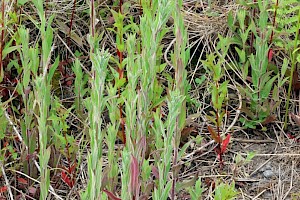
[203,52,231,167]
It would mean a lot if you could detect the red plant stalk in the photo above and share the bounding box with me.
[214,82,223,166]
[63,132,76,188]
[269,0,278,44]
[66,0,77,67]
[119,0,123,14]
[268,0,279,65]
[216,114,223,166]
[117,0,126,144]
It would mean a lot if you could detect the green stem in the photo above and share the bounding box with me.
[284,9,300,130]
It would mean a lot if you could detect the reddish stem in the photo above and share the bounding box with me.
[66,0,77,62]
[119,0,123,14]
[117,0,125,144]
[139,0,142,15]
[63,132,76,187]
[269,0,278,44]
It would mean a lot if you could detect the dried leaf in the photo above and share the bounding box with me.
[181,126,196,142]
[185,113,202,125]
[290,113,300,126]
[221,134,231,153]
[103,189,121,200]
[292,70,300,91]
[207,125,221,143]
[261,114,276,125]
[55,19,83,47]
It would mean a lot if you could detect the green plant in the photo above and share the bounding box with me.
[224,0,286,128]
[72,58,88,121]
[202,53,231,167]
[279,4,300,129]
[81,49,109,199]
[14,26,39,183]
[188,178,203,200]
[31,0,59,198]
[214,181,239,200]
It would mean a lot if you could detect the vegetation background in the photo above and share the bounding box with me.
[0,0,300,199]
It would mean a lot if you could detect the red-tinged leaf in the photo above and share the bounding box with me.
[103,189,121,200]
[61,171,74,188]
[287,133,300,143]
[207,125,221,143]
[287,133,296,139]
[0,186,7,193]
[268,48,273,62]
[221,134,231,153]
[68,163,76,174]
[130,155,139,195]
[17,177,28,184]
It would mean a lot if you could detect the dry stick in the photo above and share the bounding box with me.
[249,157,273,177]
[164,38,176,69]
[253,189,267,200]
[231,138,274,143]
[0,162,14,200]
[4,111,63,200]
[8,185,36,200]
[224,84,242,135]
[282,161,294,199]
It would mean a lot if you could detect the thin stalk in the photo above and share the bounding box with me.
[250,0,257,53]
[90,0,95,53]
[117,0,125,144]
[0,0,5,82]
[284,9,300,130]
[269,0,278,44]
[66,0,76,62]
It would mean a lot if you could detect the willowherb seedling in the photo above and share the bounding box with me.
[202,53,231,167]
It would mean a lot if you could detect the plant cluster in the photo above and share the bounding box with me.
[0,0,299,199]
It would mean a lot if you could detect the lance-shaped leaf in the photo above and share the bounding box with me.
[221,134,231,154]
[208,125,221,143]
